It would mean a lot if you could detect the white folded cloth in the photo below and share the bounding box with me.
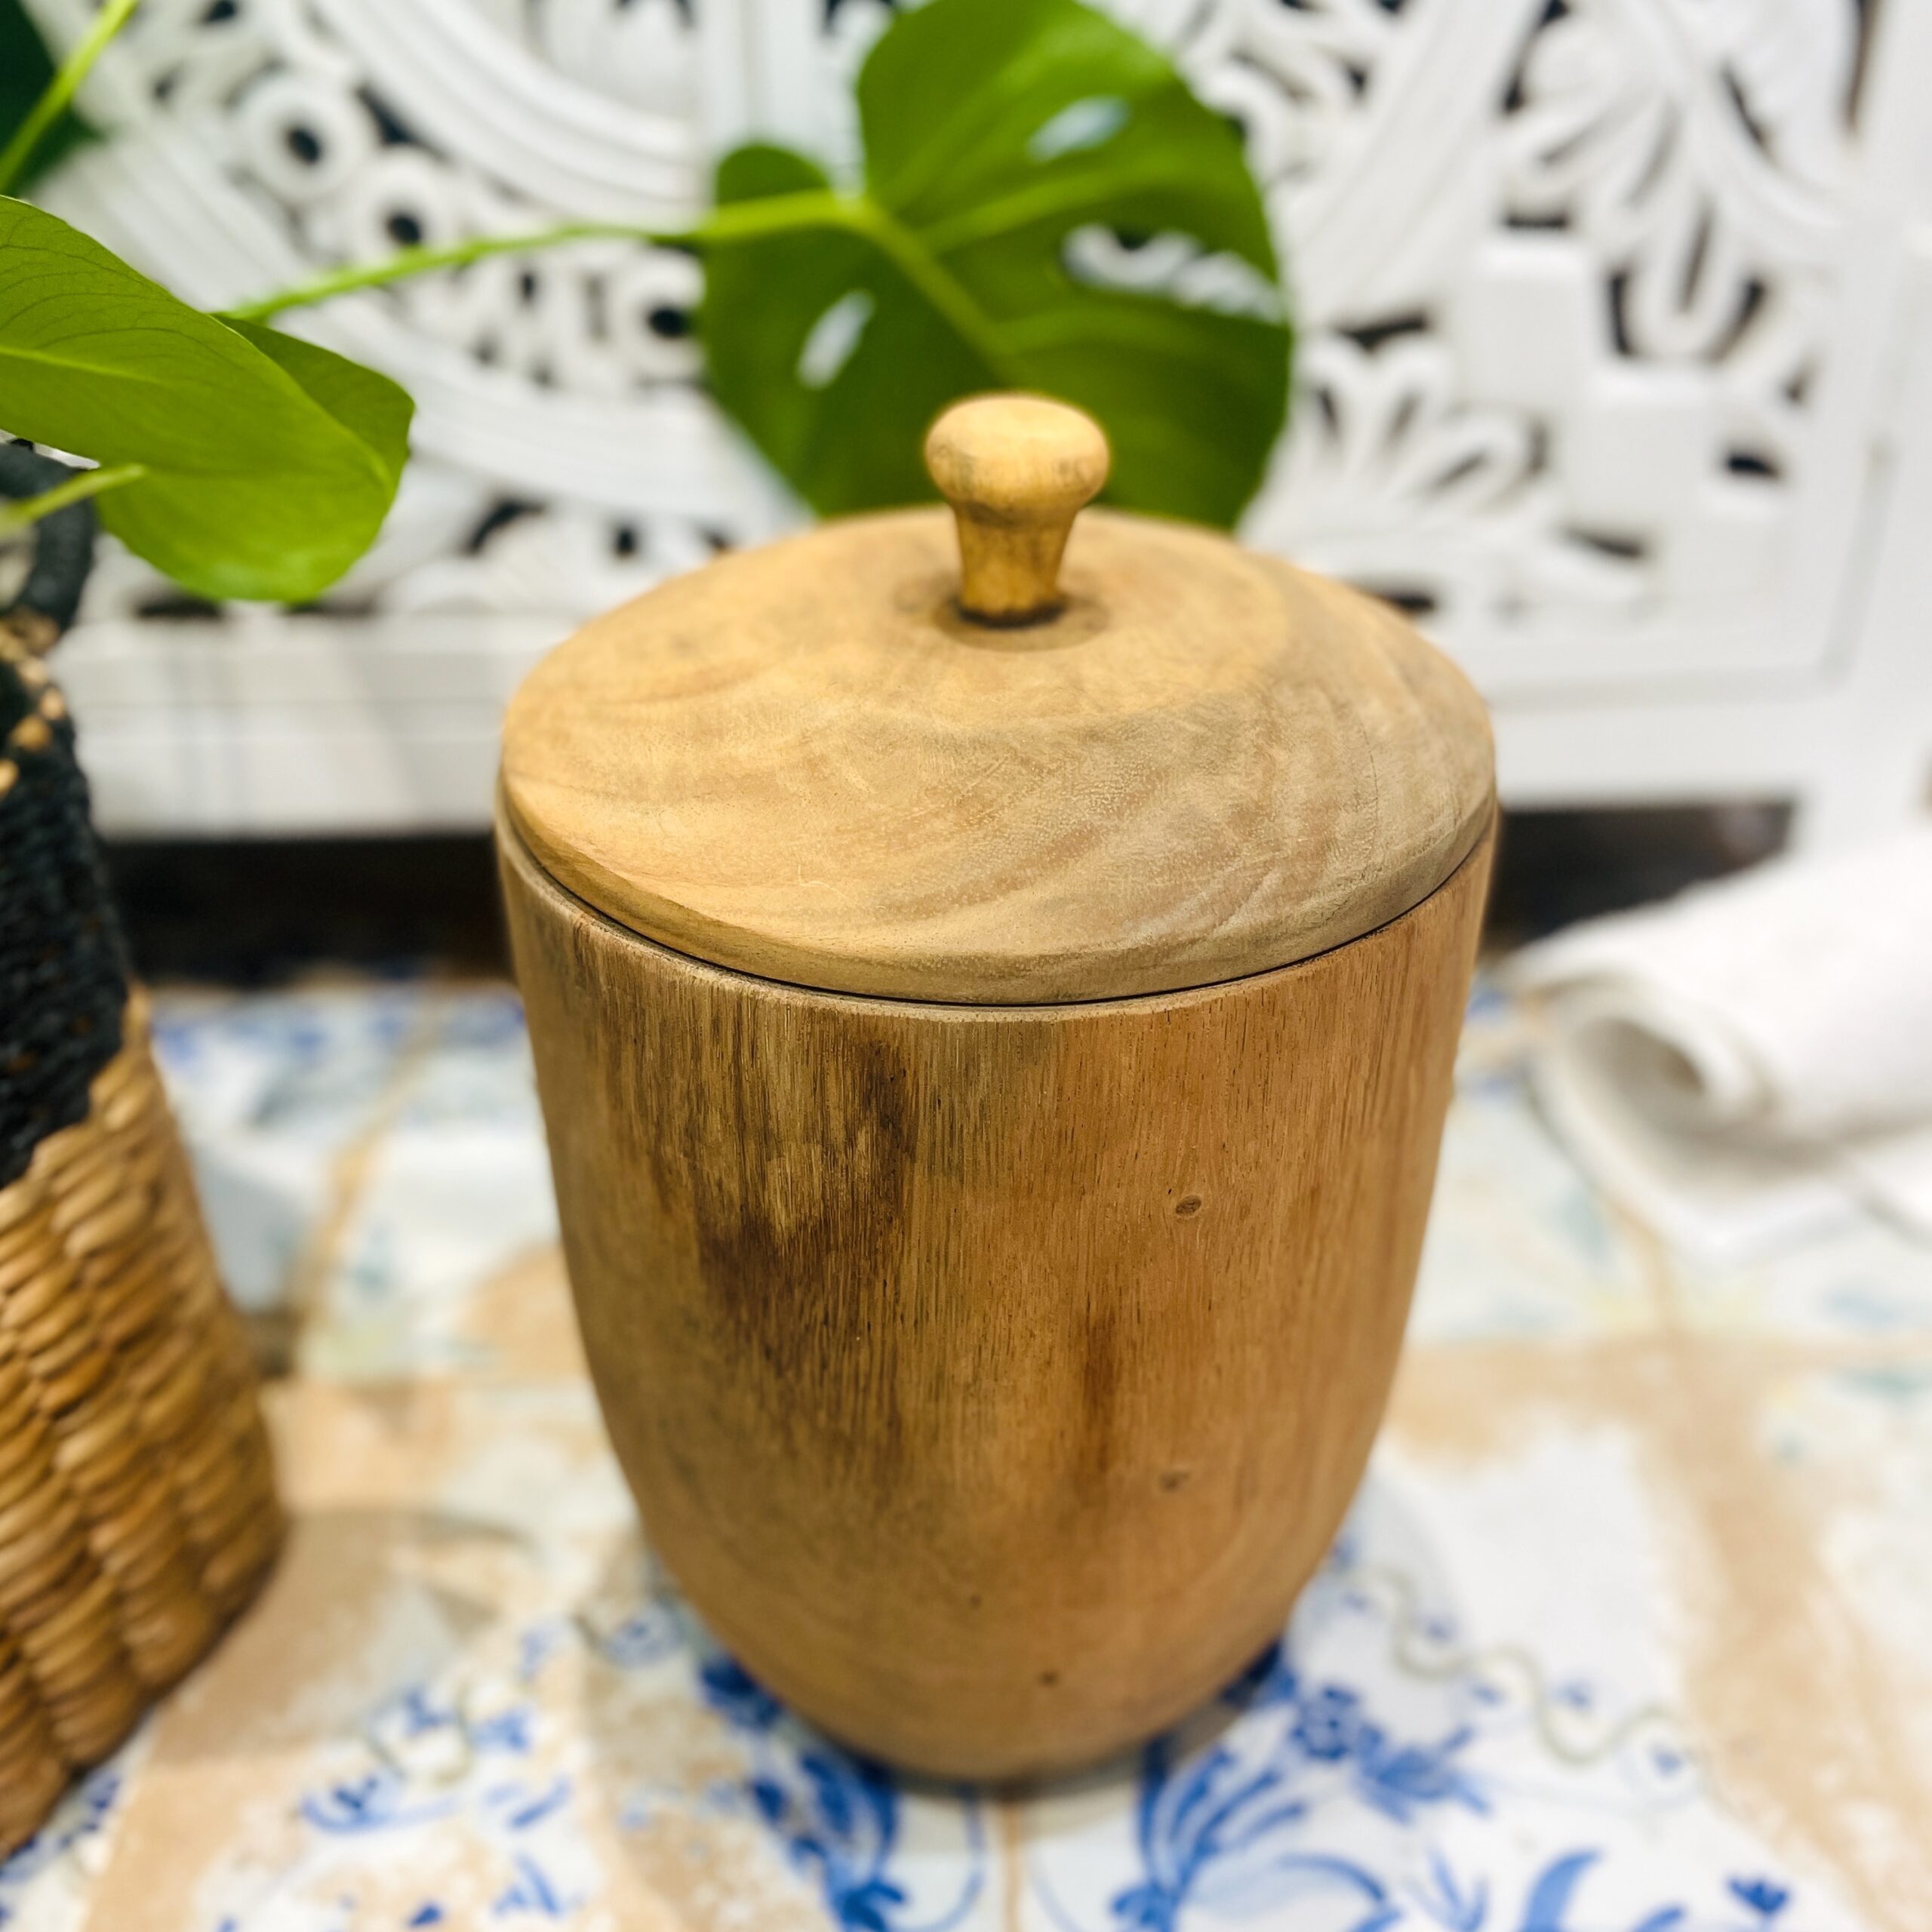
[1506,823,1932,1262]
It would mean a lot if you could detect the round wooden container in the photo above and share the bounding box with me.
[498,398,1494,1780]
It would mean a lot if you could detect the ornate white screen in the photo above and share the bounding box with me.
[19,0,1927,834]
[1156,0,1871,691]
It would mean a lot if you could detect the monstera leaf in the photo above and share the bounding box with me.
[0,198,411,601]
[700,0,1290,528]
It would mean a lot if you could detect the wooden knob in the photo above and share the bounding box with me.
[925,395,1109,624]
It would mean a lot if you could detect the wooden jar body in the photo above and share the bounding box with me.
[500,809,1491,1780]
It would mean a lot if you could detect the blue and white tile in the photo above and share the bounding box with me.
[3,1355,1866,1932]
[8,978,1914,1930]
[151,984,433,1314]
[291,989,560,1381]
[1409,989,1653,1346]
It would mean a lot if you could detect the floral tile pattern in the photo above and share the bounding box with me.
[5,980,1929,1932]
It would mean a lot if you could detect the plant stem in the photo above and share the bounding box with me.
[231,193,858,321]
[0,0,143,196]
[225,222,685,321]
[0,461,146,535]
[226,189,1014,377]
[844,201,1014,379]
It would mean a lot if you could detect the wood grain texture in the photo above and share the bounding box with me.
[924,394,1109,623]
[501,508,1493,1004]
[499,807,1493,1780]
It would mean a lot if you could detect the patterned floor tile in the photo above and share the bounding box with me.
[5,982,1925,1932]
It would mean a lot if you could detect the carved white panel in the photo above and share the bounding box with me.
[1108,0,1874,690]
[18,0,1927,835]
[28,0,797,631]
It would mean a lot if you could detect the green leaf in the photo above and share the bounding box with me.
[0,0,92,192]
[218,315,412,494]
[715,142,830,206]
[698,0,1290,528]
[0,198,412,601]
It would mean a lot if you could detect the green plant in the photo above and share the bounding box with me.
[0,1,411,601]
[0,0,111,193]
[0,0,1291,607]
[698,0,1289,525]
[0,205,410,601]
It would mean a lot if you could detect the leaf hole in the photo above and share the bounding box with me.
[1028,96,1129,164]
[796,290,874,390]
[1062,229,1282,321]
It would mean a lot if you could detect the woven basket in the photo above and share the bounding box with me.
[0,996,282,1853]
[0,454,282,1857]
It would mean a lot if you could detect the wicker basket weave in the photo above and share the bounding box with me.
[1,454,282,1857]
[0,992,283,1855]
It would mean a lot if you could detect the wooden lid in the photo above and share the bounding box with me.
[502,395,1494,1004]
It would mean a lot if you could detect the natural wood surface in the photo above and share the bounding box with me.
[924,395,1109,623]
[499,808,1492,1780]
[502,504,1493,1004]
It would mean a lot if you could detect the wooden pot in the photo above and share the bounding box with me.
[498,397,1495,1779]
